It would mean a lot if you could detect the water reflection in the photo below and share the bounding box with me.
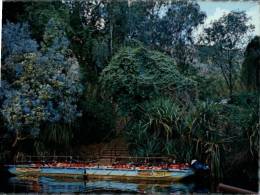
[7,176,209,194]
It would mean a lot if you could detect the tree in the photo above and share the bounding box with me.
[23,1,70,41]
[65,0,109,74]
[241,36,260,92]
[1,20,82,148]
[99,45,196,115]
[200,11,254,97]
[134,0,206,73]
[64,0,156,73]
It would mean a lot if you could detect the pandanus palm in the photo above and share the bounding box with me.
[141,97,181,141]
[126,97,182,156]
[40,123,74,153]
[187,101,234,178]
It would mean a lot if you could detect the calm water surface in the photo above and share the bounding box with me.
[0,175,211,194]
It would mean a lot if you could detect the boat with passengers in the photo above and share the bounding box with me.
[5,156,209,182]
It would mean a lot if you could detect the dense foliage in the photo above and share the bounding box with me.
[100,46,196,114]
[1,20,82,148]
[76,98,116,144]
[126,96,258,178]
[135,1,206,72]
[200,11,254,97]
[0,0,258,184]
[241,36,260,91]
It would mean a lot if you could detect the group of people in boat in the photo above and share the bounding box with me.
[18,161,191,171]
[111,162,190,170]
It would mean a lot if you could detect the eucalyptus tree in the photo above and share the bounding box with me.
[200,11,254,97]
[134,0,206,73]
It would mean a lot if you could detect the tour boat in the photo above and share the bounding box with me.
[6,162,195,182]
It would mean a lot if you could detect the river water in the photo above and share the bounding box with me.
[0,175,212,194]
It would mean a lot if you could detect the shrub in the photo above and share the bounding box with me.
[100,46,196,115]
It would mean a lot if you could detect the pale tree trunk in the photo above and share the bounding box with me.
[11,130,20,163]
[11,129,19,148]
[11,130,30,163]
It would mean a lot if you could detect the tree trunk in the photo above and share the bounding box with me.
[11,130,19,148]
[10,131,20,163]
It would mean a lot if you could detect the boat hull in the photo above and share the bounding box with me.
[6,165,194,182]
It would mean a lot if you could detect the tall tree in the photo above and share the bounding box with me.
[134,0,206,73]
[200,11,254,97]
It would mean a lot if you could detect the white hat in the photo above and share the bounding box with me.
[191,159,197,165]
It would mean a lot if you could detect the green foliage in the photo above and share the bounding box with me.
[229,92,260,157]
[75,98,116,144]
[100,46,196,115]
[126,97,182,156]
[69,20,110,74]
[41,18,69,54]
[23,1,70,41]
[2,1,258,181]
[190,72,228,100]
[125,97,252,178]
[125,121,161,157]
[135,0,206,72]
[40,123,74,152]
[189,102,229,178]
[230,92,258,108]
[241,36,260,91]
[140,97,183,142]
[200,11,254,97]
[248,109,259,157]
